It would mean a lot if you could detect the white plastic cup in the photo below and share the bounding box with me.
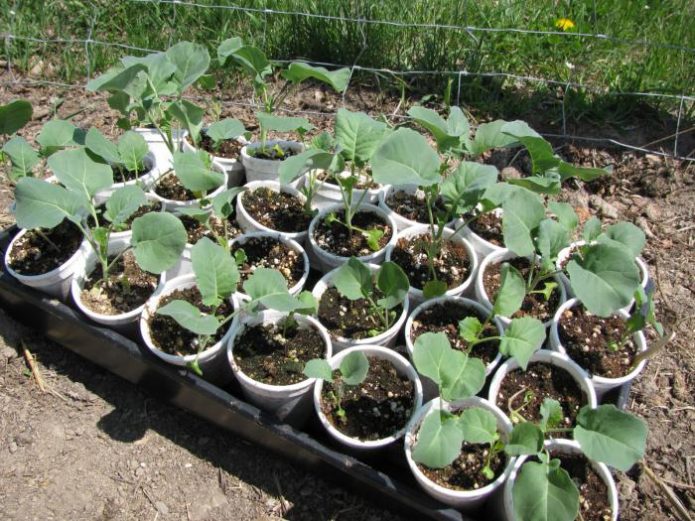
[312,170,383,210]
[240,140,305,183]
[313,345,423,451]
[148,160,229,212]
[181,131,247,187]
[378,184,430,233]
[404,397,515,510]
[454,208,505,261]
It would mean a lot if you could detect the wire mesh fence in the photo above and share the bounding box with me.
[1,0,694,160]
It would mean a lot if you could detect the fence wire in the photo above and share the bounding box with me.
[1,0,693,160]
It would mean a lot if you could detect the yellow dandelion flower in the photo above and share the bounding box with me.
[555,18,576,31]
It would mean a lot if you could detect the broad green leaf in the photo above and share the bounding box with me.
[104,185,147,225]
[407,105,468,152]
[536,218,569,266]
[2,136,40,180]
[172,151,224,193]
[168,100,205,144]
[166,41,211,93]
[469,119,519,156]
[282,62,351,93]
[176,207,210,224]
[117,131,149,172]
[502,187,545,256]
[36,120,82,153]
[499,120,542,139]
[86,63,147,93]
[423,279,448,299]
[558,161,611,182]
[599,222,646,257]
[540,398,563,431]
[371,128,441,186]
[458,407,498,445]
[0,100,32,135]
[206,118,246,145]
[492,263,526,318]
[242,268,306,312]
[440,350,486,401]
[413,332,452,386]
[191,237,239,306]
[217,37,244,64]
[332,257,372,300]
[334,108,389,167]
[458,316,483,343]
[131,212,187,274]
[218,38,272,83]
[210,187,245,218]
[567,243,640,316]
[47,148,113,199]
[412,411,464,469]
[508,174,561,195]
[582,217,602,242]
[548,202,578,232]
[303,358,332,381]
[122,52,178,94]
[339,351,369,385]
[481,182,514,207]
[574,404,647,471]
[376,261,409,310]
[505,422,544,456]
[440,161,499,214]
[85,128,121,164]
[279,149,336,185]
[257,113,313,134]
[512,461,579,521]
[156,300,220,336]
[14,177,85,229]
[295,291,318,315]
[499,317,546,370]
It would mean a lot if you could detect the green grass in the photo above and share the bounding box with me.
[2,0,694,124]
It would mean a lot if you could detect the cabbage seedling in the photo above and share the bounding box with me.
[0,99,35,182]
[166,150,226,202]
[202,118,248,154]
[85,128,150,183]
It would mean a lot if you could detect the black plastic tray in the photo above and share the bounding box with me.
[0,228,630,521]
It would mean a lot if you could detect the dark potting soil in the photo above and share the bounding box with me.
[497,362,587,435]
[313,210,392,257]
[233,321,326,386]
[8,220,83,275]
[316,168,379,190]
[390,234,471,291]
[180,214,227,244]
[483,256,562,321]
[552,452,613,521]
[153,171,197,202]
[231,236,305,289]
[464,211,504,247]
[80,250,158,315]
[320,357,415,441]
[149,287,234,356]
[385,189,446,224]
[317,286,402,340]
[248,145,300,161]
[111,162,152,184]
[189,133,243,159]
[410,302,499,365]
[242,187,312,233]
[559,306,638,379]
[418,437,507,491]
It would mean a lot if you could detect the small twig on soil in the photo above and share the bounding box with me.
[22,341,45,392]
[642,461,693,521]
[632,331,675,368]
[674,223,695,234]
[661,478,695,491]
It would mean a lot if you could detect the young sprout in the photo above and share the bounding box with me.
[303,351,369,423]
[85,128,150,183]
[203,118,248,154]
[169,149,226,202]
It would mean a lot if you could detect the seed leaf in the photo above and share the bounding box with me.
[303,358,332,381]
[540,398,563,431]
[156,300,220,336]
[206,118,246,146]
[339,351,369,386]
[458,316,483,343]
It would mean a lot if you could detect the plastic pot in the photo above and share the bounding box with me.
[236,180,309,243]
[5,228,89,301]
[107,193,164,244]
[404,397,515,510]
[385,224,478,307]
[313,344,423,451]
[313,170,383,211]
[93,152,162,206]
[549,298,648,401]
[240,140,304,184]
[502,439,619,521]
[475,248,567,328]
[378,184,429,233]
[308,203,398,274]
[404,296,503,400]
[311,264,410,352]
[487,350,597,413]
[453,207,505,262]
[181,131,247,187]
[148,160,229,212]
[227,310,332,423]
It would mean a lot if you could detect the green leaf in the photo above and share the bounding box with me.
[117,131,149,172]
[469,119,520,156]
[407,105,469,152]
[278,149,337,185]
[14,177,85,229]
[599,222,646,258]
[156,300,220,336]
[499,317,546,370]
[492,263,526,317]
[37,120,82,154]
[168,100,205,145]
[122,52,177,94]
[540,398,563,431]
[47,148,113,199]
[104,185,147,225]
[210,187,245,219]
[172,151,224,193]
[86,63,147,93]
[508,174,561,195]
[574,404,647,471]
[85,127,120,164]
[2,136,40,181]
[206,118,246,145]
[334,109,389,167]
[512,461,579,521]
[458,316,483,343]
[582,217,602,242]
[282,62,351,93]
[440,161,499,214]
[371,128,441,186]
[257,113,313,134]
[412,332,452,386]
[548,202,578,232]
[303,358,332,381]
[412,411,464,469]
[567,243,641,316]
[458,407,499,445]
[557,161,611,182]
[440,350,486,401]
[166,41,211,93]
[502,188,545,256]
[332,257,372,300]
[423,279,448,299]
[243,268,307,312]
[505,422,544,456]
[0,100,32,135]
[295,291,318,315]
[339,351,369,385]
[536,218,569,265]
[218,38,272,83]
[191,237,239,306]
[131,212,187,274]
[376,261,409,310]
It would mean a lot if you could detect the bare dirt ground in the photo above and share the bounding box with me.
[0,76,693,521]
